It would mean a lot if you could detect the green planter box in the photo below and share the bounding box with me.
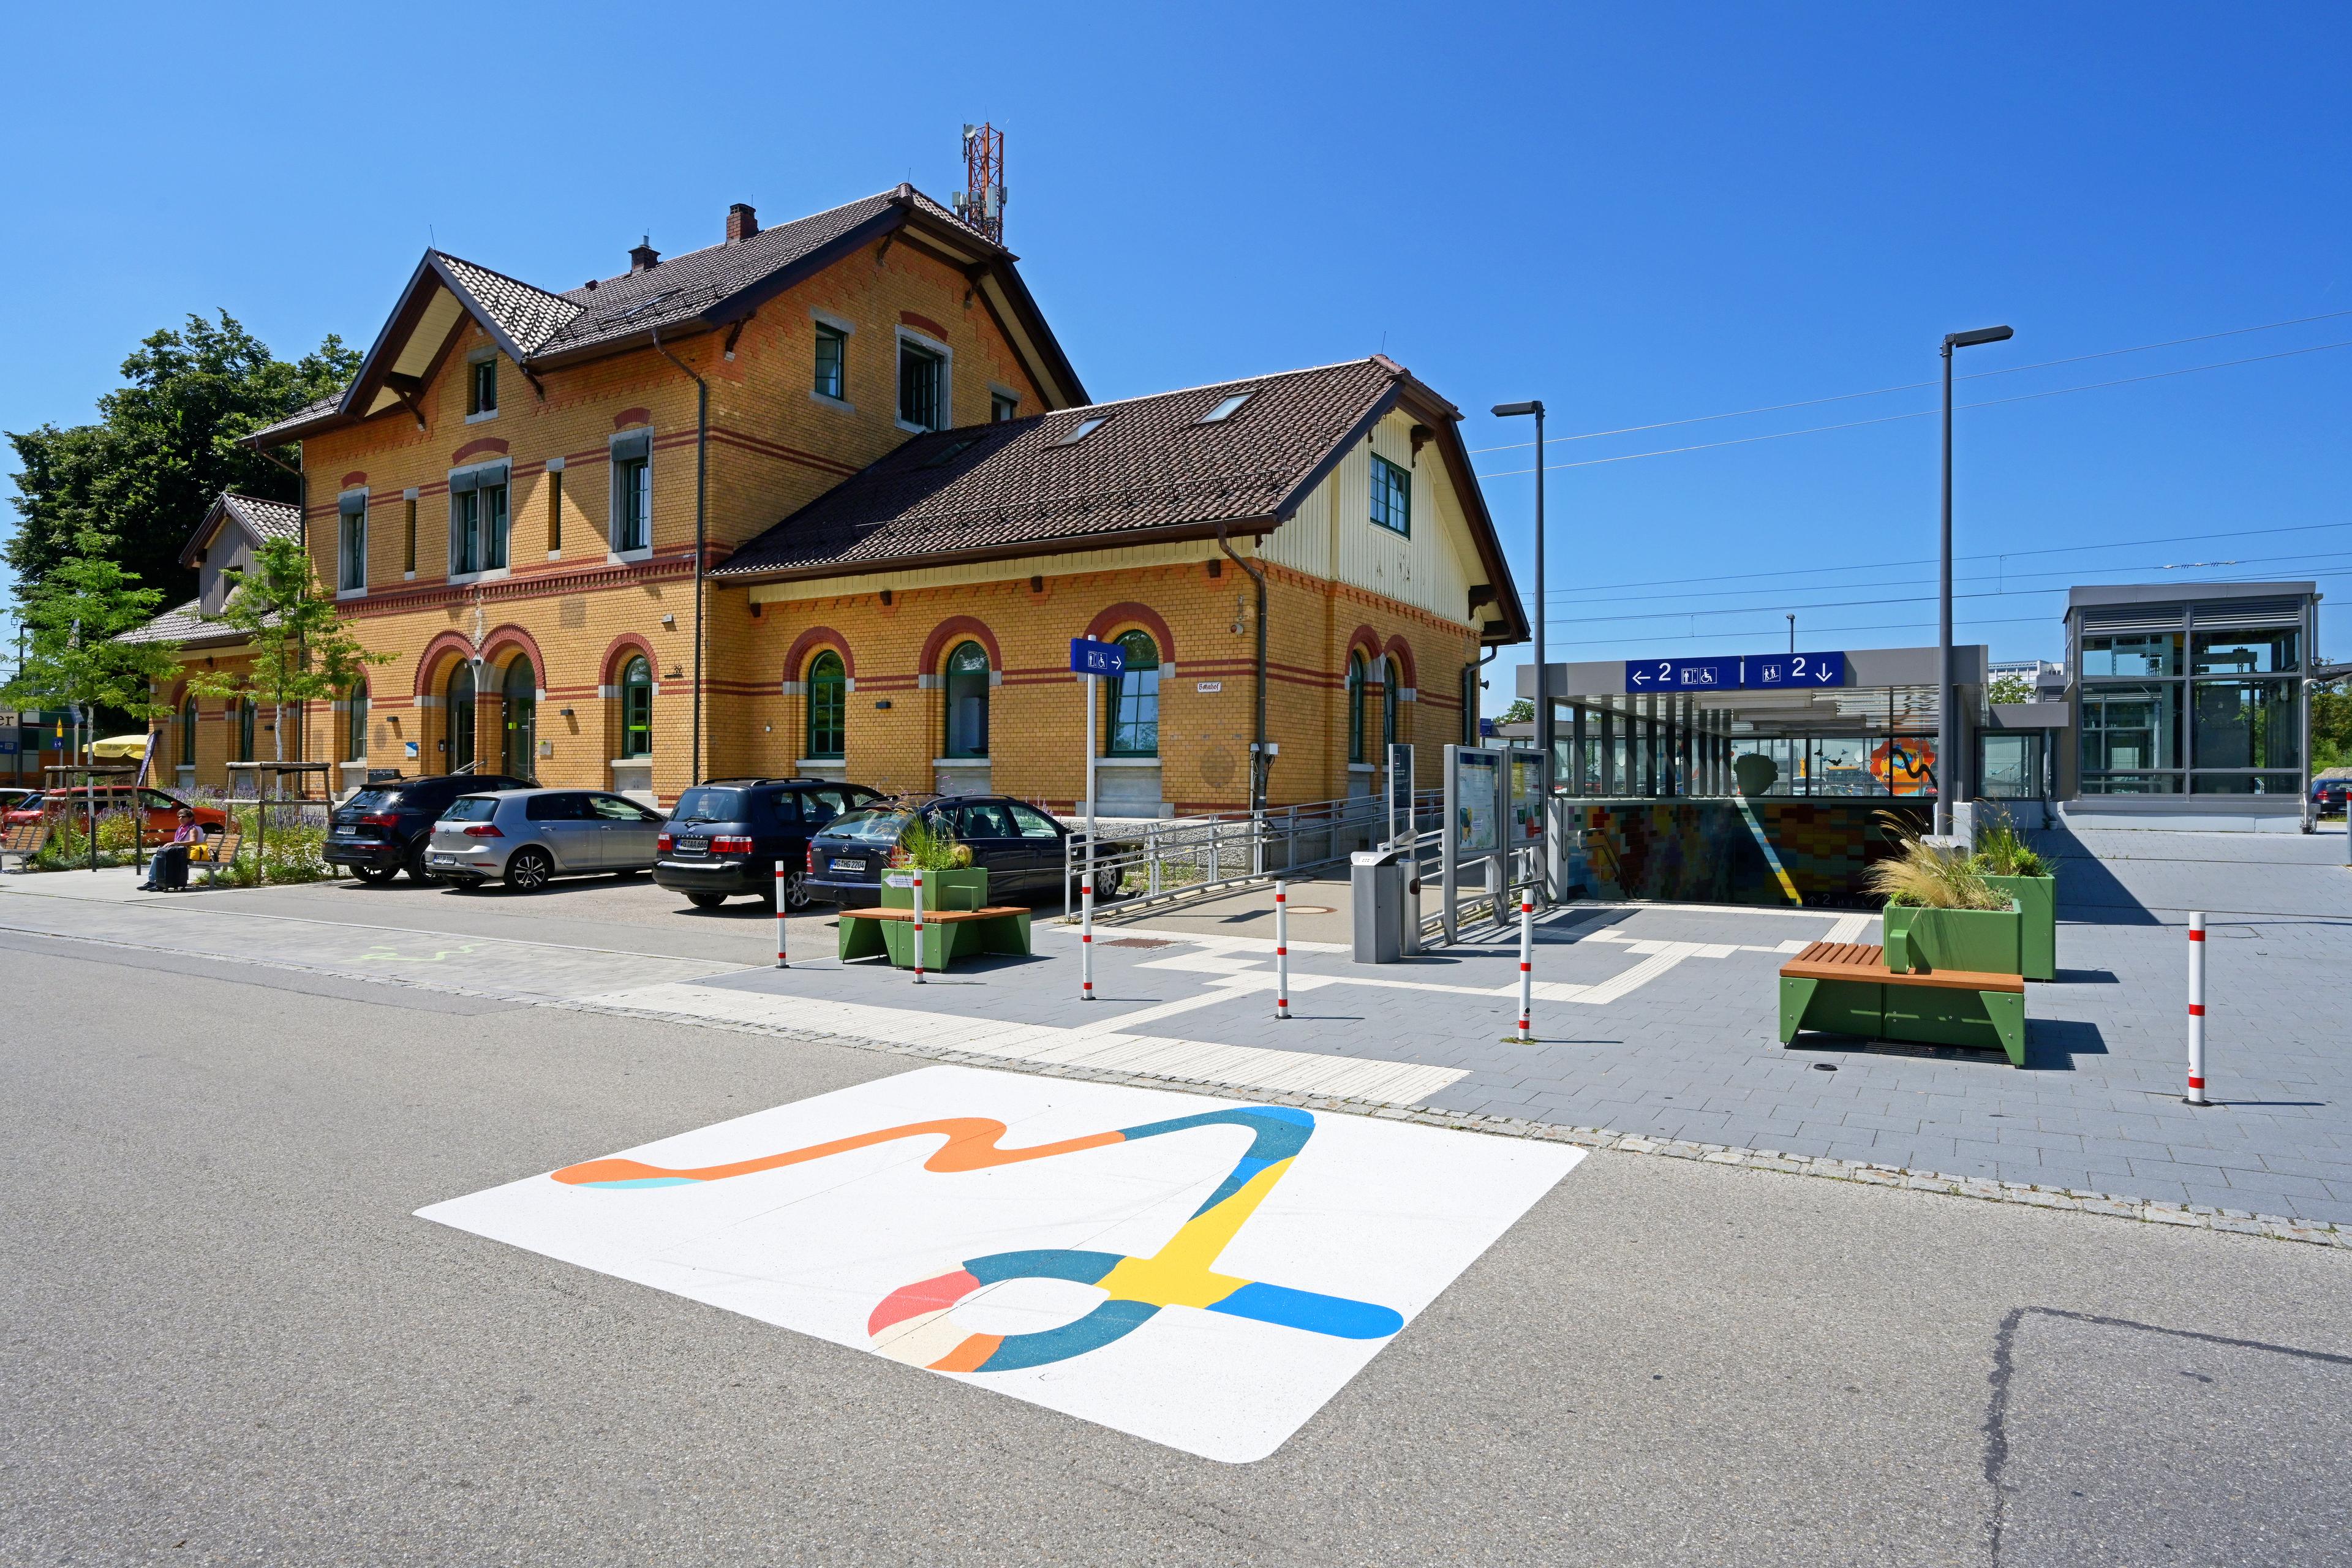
[1880,901,2023,976]
[878,867,990,912]
[1982,873,2056,981]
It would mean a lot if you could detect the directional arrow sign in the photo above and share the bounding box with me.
[1621,652,1847,694]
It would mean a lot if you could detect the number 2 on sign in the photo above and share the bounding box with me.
[1792,656,1807,677]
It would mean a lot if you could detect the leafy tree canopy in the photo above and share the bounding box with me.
[6,311,356,603]
[2,524,181,722]
[1499,698,1536,724]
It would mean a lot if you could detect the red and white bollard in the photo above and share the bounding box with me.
[1274,880,1291,1020]
[911,870,926,986]
[1517,893,1535,1042]
[2185,910,2207,1105]
[774,860,789,968]
[1080,870,1096,1001]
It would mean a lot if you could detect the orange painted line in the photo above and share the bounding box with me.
[930,1333,1003,1373]
[552,1118,1125,1186]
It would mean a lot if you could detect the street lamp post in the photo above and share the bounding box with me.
[1938,325,2012,838]
[1491,399,1547,894]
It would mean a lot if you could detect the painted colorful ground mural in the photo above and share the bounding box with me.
[421,1067,1579,1461]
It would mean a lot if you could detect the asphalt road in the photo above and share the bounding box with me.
[5,922,2350,1566]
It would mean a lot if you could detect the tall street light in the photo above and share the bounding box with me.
[1491,397,1547,761]
[1938,326,2011,837]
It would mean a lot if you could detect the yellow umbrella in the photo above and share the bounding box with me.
[90,734,153,760]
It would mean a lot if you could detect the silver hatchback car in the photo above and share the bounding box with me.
[426,788,669,891]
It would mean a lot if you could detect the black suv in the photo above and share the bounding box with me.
[652,778,884,910]
[327,772,532,883]
[805,794,1131,905]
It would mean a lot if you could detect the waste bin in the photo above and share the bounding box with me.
[1351,847,1417,964]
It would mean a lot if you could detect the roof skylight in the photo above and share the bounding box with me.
[1196,391,1252,424]
[1054,415,1111,447]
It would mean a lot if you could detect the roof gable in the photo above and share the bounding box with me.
[248,186,1084,447]
[176,491,302,569]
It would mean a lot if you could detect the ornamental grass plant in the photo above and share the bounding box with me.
[1969,812,2049,878]
[1867,812,2007,910]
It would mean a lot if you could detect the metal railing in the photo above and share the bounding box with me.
[1060,788,1447,921]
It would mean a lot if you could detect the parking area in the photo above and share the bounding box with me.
[6,823,2348,1227]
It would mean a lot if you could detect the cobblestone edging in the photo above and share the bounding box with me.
[559,998,2352,1254]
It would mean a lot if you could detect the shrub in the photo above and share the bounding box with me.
[1970,812,2049,878]
[895,813,968,872]
[1867,812,2007,910]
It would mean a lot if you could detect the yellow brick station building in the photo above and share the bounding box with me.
[141,185,1528,815]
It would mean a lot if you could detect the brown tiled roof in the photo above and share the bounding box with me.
[116,599,268,648]
[714,358,1402,580]
[217,492,303,543]
[249,186,1084,446]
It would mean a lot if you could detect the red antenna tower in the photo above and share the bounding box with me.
[953,123,1007,246]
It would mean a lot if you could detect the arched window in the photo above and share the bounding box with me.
[502,658,537,778]
[179,693,198,767]
[347,680,369,763]
[1382,655,1402,757]
[944,640,989,758]
[806,651,846,760]
[1346,652,1366,764]
[235,696,256,763]
[619,656,653,759]
[447,662,476,772]
[1107,630,1159,756]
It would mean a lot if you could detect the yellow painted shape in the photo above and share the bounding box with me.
[1096,1158,1292,1309]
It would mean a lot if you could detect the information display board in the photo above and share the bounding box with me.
[1623,651,1847,693]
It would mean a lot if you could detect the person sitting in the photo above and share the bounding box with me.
[142,809,203,892]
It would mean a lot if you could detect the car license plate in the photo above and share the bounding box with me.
[832,857,865,872]
[333,827,358,837]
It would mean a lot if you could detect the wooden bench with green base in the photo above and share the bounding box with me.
[837,905,1033,971]
[186,825,243,884]
[1779,940,2028,1067]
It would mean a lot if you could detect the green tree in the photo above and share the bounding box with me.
[186,536,389,766]
[1988,673,2035,706]
[1,525,182,736]
[6,312,356,600]
[2313,671,2351,771]
[1499,698,1536,724]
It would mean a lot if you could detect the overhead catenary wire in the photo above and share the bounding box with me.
[1476,339,2352,478]
[1468,307,2352,454]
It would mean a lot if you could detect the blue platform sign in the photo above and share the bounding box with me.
[1623,651,1847,693]
[1069,636,1126,679]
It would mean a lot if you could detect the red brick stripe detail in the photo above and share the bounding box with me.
[1345,624,1384,665]
[1083,602,1177,663]
[919,616,1003,674]
[784,626,855,680]
[600,633,658,684]
[1382,635,1419,689]
[613,407,652,430]
[341,471,368,488]
[479,624,549,682]
[900,311,950,341]
[706,426,863,478]
[451,437,510,464]
[413,630,480,698]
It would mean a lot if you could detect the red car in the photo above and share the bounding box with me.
[4,785,228,844]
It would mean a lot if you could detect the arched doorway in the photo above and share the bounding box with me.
[448,662,477,773]
[502,657,537,779]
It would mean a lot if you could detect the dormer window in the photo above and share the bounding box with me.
[467,355,498,421]
[899,337,947,432]
[1370,453,1412,537]
[1197,392,1251,424]
[1054,415,1110,447]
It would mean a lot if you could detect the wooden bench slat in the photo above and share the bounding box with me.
[837,905,1029,924]
[1779,939,2024,994]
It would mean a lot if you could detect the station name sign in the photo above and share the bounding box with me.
[1623,651,1846,693]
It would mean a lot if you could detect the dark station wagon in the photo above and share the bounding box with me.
[652,778,884,910]
[804,794,1133,906]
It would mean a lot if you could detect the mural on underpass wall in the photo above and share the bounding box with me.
[1569,799,1931,908]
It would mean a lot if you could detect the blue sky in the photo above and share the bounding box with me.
[2,2,2345,709]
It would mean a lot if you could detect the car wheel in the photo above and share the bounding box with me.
[405,840,437,884]
[351,863,400,886]
[504,847,555,893]
[766,869,811,910]
[687,892,728,910]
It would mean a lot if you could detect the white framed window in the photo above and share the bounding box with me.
[336,489,368,595]
[895,328,951,432]
[1370,453,1412,537]
[989,385,1022,422]
[809,309,855,411]
[448,461,511,579]
[466,352,499,423]
[609,429,652,557]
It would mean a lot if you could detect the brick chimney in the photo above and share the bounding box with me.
[726,202,758,244]
[628,235,660,273]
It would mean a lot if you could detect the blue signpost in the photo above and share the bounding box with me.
[1069,636,1126,680]
[1068,638,1126,1001]
[1621,651,1847,693]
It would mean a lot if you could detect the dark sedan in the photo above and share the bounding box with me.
[652,778,883,909]
[804,795,1131,905]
